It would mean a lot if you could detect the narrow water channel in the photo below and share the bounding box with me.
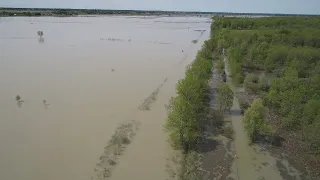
[223,50,302,180]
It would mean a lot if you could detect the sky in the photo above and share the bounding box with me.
[0,0,319,14]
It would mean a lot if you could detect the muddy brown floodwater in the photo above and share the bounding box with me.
[0,16,211,180]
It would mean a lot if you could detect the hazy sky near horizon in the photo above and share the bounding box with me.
[1,0,319,14]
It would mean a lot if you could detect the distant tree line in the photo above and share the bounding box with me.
[1,8,320,17]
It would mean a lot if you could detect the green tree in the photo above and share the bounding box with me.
[303,116,320,155]
[215,57,225,74]
[243,98,270,142]
[244,74,259,93]
[216,83,234,115]
[165,47,212,153]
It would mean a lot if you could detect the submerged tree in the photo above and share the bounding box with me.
[15,95,21,102]
[37,31,44,36]
[15,95,24,108]
[37,31,44,44]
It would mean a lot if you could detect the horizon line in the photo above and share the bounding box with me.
[1,7,319,16]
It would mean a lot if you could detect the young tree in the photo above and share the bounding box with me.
[216,83,233,115]
[244,74,260,93]
[243,98,270,142]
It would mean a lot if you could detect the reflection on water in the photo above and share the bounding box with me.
[38,36,44,44]
[17,101,23,108]
[0,16,210,180]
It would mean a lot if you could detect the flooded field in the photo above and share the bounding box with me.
[0,16,211,180]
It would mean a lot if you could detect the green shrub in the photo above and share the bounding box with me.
[215,57,225,74]
[244,74,259,93]
[303,118,320,155]
[243,99,270,142]
[239,99,250,114]
[216,83,234,115]
[233,73,245,85]
[259,76,270,92]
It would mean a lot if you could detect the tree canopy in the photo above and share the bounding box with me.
[211,16,320,154]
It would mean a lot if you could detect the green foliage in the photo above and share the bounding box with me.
[267,75,308,128]
[243,99,270,142]
[303,117,320,155]
[215,57,225,74]
[265,45,288,71]
[233,73,245,85]
[239,99,250,114]
[211,16,320,152]
[302,97,320,124]
[165,43,213,152]
[216,83,234,114]
[244,74,259,93]
[227,46,243,77]
[2,8,215,16]
[259,76,269,92]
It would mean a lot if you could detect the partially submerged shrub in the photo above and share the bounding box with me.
[303,118,320,155]
[244,74,259,93]
[37,31,44,36]
[221,126,234,139]
[233,73,245,85]
[93,120,139,180]
[15,95,21,102]
[216,83,234,115]
[108,159,117,166]
[239,99,250,114]
[215,57,225,74]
